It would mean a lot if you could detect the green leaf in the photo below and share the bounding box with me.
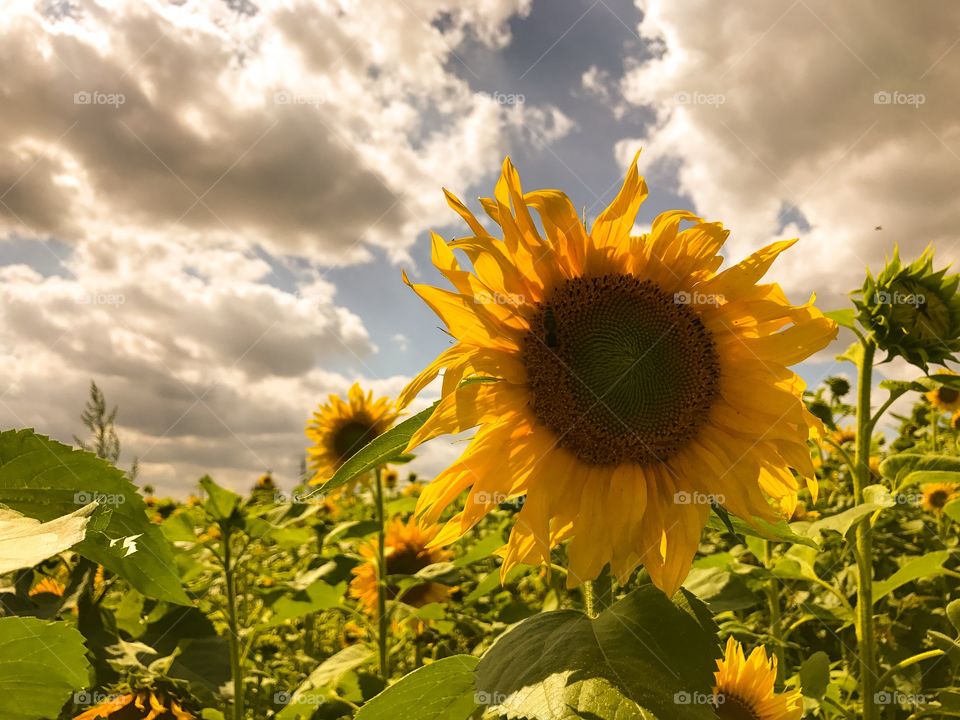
[475,586,720,720]
[879,454,960,482]
[946,599,960,633]
[315,403,438,494]
[0,617,90,720]
[0,429,189,604]
[465,565,527,603]
[706,512,818,549]
[945,498,960,523]
[930,373,960,390]
[261,580,344,628]
[838,341,865,366]
[873,551,951,602]
[902,470,960,487]
[879,379,928,395]
[0,502,96,573]
[355,656,480,720]
[199,475,242,521]
[824,308,857,329]
[805,492,893,540]
[276,644,374,719]
[800,651,831,699]
[682,567,757,613]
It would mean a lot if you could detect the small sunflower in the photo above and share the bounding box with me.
[349,517,452,618]
[713,637,803,720]
[29,576,66,597]
[830,427,856,445]
[305,383,398,486]
[400,156,836,595]
[926,374,960,413]
[384,469,400,489]
[921,482,958,513]
[73,689,195,720]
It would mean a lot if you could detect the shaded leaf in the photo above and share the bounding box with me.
[355,656,479,720]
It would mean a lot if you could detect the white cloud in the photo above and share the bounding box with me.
[618,0,960,309]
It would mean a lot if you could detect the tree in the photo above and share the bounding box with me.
[74,381,120,463]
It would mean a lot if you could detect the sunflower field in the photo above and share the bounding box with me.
[3,159,960,720]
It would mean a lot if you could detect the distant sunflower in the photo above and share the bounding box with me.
[921,482,958,513]
[713,637,802,720]
[29,577,66,597]
[926,380,960,413]
[830,427,856,445]
[73,689,195,720]
[400,156,836,595]
[349,517,452,618]
[305,383,398,486]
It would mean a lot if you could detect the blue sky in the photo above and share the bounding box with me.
[0,0,956,492]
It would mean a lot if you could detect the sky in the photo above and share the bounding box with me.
[1,0,959,494]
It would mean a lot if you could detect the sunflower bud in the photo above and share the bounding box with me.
[854,246,960,369]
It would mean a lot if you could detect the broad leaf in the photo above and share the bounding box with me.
[276,644,374,719]
[706,512,818,549]
[356,655,480,720]
[800,651,831,699]
[879,454,960,482]
[199,475,242,522]
[824,309,857,329]
[261,580,344,628]
[475,586,720,720]
[873,551,951,602]
[0,617,90,720]
[316,403,438,494]
[0,430,189,604]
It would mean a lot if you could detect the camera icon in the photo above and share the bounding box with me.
[674,491,691,505]
[673,691,691,704]
[74,691,93,704]
[873,91,891,105]
[273,691,292,705]
[874,291,891,304]
[74,491,94,504]
[874,691,892,705]
[273,91,291,105]
[73,91,92,105]
[674,291,692,305]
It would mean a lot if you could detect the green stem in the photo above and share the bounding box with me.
[373,467,389,679]
[583,580,597,619]
[931,409,940,451]
[762,540,785,685]
[223,527,245,720]
[854,340,879,720]
[876,650,944,689]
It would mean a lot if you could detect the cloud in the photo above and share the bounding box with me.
[617,0,960,308]
[0,0,565,264]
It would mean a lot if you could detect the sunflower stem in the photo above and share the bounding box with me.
[373,466,390,679]
[930,408,939,451]
[853,339,879,720]
[762,539,785,686]
[222,524,245,720]
[583,580,597,619]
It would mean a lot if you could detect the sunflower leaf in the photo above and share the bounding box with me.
[355,655,480,720]
[315,402,439,494]
[0,617,90,720]
[475,586,720,720]
[872,550,951,603]
[706,512,818,549]
[0,429,189,604]
[824,308,857,329]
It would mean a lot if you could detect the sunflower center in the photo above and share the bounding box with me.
[937,387,959,405]
[522,274,720,466]
[385,547,436,605]
[332,419,378,462]
[715,693,762,720]
[929,489,949,509]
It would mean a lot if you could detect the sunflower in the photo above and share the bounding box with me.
[399,156,837,596]
[305,383,398,486]
[926,378,960,413]
[29,576,66,597]
[921,482,958,513]
[349,517,452,618]
[712,637,803,720]
[74,690,195,720]
[830,427,856,445]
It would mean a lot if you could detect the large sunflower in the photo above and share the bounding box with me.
[305,383,398,485]
[74,690,195,720]
[399,156,837,595]
[349,516,452,618]
[713,637,803,720]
